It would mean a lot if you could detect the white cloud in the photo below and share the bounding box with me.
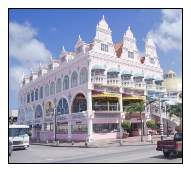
[148,9,182,52]
[9,66,28,93]
[9,22,52,105]
[9,22,51,64]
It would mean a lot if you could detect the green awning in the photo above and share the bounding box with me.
[144,75,155,80]
[107,68,120,74]
[92,65,105,71]
[121,70,132,76]
[133,73,144,78]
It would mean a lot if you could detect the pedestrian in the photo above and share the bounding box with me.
[148,131,153,143]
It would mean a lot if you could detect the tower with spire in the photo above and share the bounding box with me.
[75,34,85,55]
[92,15,116,56]
[144,34,160,67]
[121,26,139,61]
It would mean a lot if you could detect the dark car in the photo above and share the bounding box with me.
[9,140,13,156]
[156,132,182,158]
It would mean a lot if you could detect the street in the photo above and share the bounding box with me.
[9,144,182,163]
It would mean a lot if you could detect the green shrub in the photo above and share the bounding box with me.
[121,120,131,133]
[146,120,156,129]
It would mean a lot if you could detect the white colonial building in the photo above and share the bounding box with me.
[18,16,166,142]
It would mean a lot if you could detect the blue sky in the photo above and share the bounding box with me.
[9,9,182,109]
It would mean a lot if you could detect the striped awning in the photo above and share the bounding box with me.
[144,75,155,80]
[121,70,132,76]
[92,92,121,98]
[92,65,105,71]
[122,96,145,100]
[133,73,144,78]
[154,77,164,82]
[107,68,120,74]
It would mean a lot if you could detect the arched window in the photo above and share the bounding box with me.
[26,106,33,121]
[45,101,54,117]
[19,109,25,123]
[57,98,69,115]
[72,93,87,113]
[40,86,43,99]
[50,81,55,95]
[27,93,30,103]
[56,78,62,93]
[35,88,38,100]
[35,104,43,118]
[71,71,78,88]
[45,84,49,97]
[80,67,88,84]
[31,90,34,102]
[63,75,69,90]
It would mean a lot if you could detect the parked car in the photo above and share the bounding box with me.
[156,132,182,158]
[9,140,13,156]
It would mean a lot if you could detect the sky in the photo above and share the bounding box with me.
[9,9,182,109]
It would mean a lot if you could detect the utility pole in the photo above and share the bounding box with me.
[159,99,164,141]
[54,108,57,143]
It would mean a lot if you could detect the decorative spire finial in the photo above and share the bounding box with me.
[22,72,25,79]
[78,34,82,41]
[62,45,66,52]
[102,15,105,20]
[48,55,53,62]
[39,62,42,68]
[128,26,131,30]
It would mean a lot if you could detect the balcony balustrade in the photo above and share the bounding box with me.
[93,103,120,112]
[91,75,106,84]
[134,82,146,89]
[107,78,121,86]
[121,80,135,88]
[147,84,166,92]
[91,76,165,91]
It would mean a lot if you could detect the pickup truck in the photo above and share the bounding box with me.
[156,133,182,158]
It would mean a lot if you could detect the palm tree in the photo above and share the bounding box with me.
[167,103,182,132]
[125,101,145,142]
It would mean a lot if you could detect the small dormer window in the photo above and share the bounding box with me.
[76,46,83,54]
[128,51,134,59]
[150,57,155,64]
[38,70,42,77]
[48,64,52,70]
[101,43,108,52]
[30,76,33,81]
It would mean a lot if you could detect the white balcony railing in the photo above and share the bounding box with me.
[91,76,165,91]
[134,82,146,89]
[107,78,121,86]
[91,75,106,84]
[121,81,134,88]
[146,84,156,90]
[93,103,120,112]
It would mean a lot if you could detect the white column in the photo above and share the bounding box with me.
[87,89,93,142]
[88,118,93,137]
[88,59,92,89]
[119,91,123,113]
[159,100,164,140]
[53,108,56,141]
[87,89,92,111]
[68,105,72,142]
[119,88,124,143]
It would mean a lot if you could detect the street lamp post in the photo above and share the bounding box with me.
[54,108,57,143]
[159,99,164,141]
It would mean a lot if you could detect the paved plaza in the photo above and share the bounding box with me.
[9,138,182,163]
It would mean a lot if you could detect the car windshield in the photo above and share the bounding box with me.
[9,128,29,137]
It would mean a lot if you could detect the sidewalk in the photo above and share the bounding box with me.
[31,135,165,148]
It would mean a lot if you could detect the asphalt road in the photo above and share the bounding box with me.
[9,144,182,163]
